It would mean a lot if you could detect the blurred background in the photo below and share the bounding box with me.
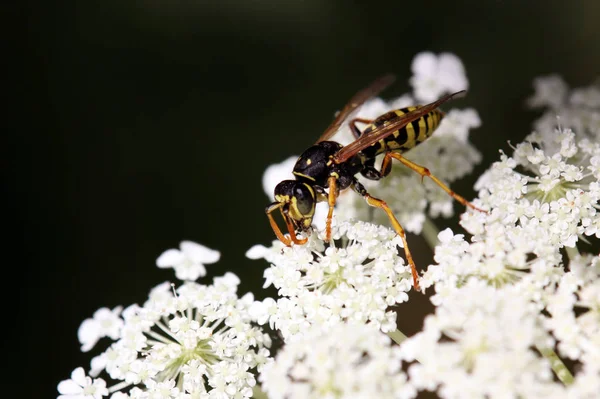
[16,0,599,396]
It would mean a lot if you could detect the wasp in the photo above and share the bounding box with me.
[266,74,483,290]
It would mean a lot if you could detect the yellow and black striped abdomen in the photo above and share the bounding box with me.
[360,106,444,158]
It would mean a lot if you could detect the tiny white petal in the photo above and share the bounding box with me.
[180,241,220,264]
[246,244,268,260]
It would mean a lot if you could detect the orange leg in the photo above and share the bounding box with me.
[325,176,338,242]
[363,192,420,290]
[266,203,291,246]
[381,152,487,213]
[265,203,307,246]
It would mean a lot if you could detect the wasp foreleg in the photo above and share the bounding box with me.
[265,202,292,246]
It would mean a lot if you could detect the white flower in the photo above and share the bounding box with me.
[78,307,124,352]
[527,75,569,109]
[156,241,220,281]
[58,367,108,399]
[249,220,412,340]
[260,322,416,399]
[409,52,468,102]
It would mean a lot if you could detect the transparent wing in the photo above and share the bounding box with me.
[333,90,466,163]
[315,74,396,143]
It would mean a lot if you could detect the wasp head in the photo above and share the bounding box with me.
[271,180,316,231]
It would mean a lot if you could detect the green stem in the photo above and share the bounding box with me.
[253,385,268,399]
[387,329,408,345]
[422,217,441,250]
[537,345,574,386]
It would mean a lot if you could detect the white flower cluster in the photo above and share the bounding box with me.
[58,244,272,399]
[260,322,415,399]
[248,220,412,341]
[410,77,600,398]
[528,75,600,140]
[423,90,600,297]
[400,281,562,398]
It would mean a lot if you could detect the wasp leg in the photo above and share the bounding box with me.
[349,118,374,139]
[266,202,292,246]
[325,176,338,242]
[381,152,486,212]
[352,181,421,290]
[282,207,308,245]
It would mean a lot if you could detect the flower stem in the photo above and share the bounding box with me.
[253,385,268,399]
[422,217,440,250]
[387,329,408,345]
[537,345,574,386]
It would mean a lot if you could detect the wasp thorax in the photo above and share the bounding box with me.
[293,141,343,186]
[274,180,316,230]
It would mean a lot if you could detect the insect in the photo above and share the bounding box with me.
[265,74,483,290]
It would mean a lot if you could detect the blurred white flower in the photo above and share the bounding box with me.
[409,52,469,102]
[260,322,416,399]
[529,77,600,140]
[262,155,298,201]
[527,75,569,109]
[156,241,220,281]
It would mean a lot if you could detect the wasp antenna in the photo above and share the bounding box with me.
[450,90,467,99]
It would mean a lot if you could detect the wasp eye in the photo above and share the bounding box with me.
[294,184,315,215]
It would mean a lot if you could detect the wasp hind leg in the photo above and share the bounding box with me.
[349,118,374,139]
[351,181,421,290]
[381,152,486,213]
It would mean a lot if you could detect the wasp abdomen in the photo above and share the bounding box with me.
[361,106,444,157]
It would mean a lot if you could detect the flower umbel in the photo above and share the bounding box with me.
[248,220,412,341]
[58,243,271,399]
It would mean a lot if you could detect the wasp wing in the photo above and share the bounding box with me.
[333,90,466,163]
[315,74,396,144]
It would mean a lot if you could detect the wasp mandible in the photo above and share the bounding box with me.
[265,74,484,290]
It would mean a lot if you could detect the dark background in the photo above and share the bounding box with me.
[15,1,599,397]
